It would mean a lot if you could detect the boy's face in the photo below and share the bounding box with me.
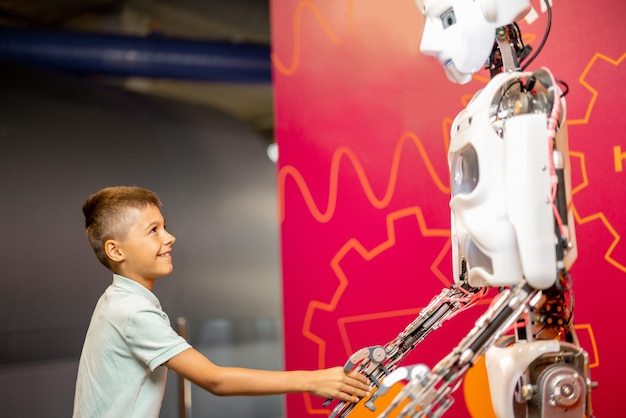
[110,204,176,287]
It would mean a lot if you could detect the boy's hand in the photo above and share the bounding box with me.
[310,366,371,402]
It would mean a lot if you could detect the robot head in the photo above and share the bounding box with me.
[416,0,531,84]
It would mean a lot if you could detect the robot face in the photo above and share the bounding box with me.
[416,0,532,84]
[416,0,498,84]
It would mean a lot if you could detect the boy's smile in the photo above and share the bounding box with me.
[108,204,176,289]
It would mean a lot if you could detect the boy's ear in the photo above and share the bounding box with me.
[104,239,125,263]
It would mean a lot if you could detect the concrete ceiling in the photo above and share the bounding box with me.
[0,0,275,141]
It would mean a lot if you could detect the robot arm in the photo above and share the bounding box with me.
[325,283,487,417]
[374,281,541,417]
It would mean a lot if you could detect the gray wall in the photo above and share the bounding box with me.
[0,63,283,417]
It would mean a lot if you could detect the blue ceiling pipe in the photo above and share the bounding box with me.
[0,27,272,83]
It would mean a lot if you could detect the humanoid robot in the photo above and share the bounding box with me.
[325,0,595,416]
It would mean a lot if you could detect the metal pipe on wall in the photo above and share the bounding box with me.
[0,27,271,83]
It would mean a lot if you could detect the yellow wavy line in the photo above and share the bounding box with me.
[271,1,341,76]
[278,131,450,223]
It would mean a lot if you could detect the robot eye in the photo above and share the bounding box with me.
[441,8,457,29]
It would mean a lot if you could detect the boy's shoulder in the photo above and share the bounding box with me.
[94,282,171,335]
[100,275,162,314]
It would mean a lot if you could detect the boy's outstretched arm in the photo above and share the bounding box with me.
[165,347,370,402]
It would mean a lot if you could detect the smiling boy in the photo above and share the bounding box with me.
[73,186,369,418]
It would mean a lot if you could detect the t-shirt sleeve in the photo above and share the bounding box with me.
[126,306,192,371]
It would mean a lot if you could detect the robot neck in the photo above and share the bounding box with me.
[488,24,533,78]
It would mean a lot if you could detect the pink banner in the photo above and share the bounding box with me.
[272,0,625,416]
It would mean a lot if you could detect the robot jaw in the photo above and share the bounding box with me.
[441,59,473,85]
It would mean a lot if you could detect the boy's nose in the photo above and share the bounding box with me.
[166,231,176,244]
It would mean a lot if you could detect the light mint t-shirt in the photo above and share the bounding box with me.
[73,274,191,418]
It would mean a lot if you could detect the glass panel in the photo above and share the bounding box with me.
[450,144,479,196]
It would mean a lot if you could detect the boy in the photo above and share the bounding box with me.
[73,186,370,417]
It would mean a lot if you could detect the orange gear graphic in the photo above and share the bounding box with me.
[569,53,626,272]
[303,207,453,414]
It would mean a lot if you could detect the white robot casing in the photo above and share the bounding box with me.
[449,71,558,290]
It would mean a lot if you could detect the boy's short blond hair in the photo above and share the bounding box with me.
[83,186,162,269]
